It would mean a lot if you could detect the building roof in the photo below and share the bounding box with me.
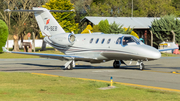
[81,17,180,29]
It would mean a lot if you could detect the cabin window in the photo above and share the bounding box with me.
[122,36,135,45]
[90,38,93,43]
[96,38,99,44]
[107,39,111,44]
[101,39,105,44]
[116,37,121,44]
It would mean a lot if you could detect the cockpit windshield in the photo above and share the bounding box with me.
[122,37,135,45]
[116,36,141,46]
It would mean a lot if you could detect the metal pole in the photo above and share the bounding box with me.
[132,0,133,17]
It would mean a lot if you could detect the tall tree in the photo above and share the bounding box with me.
[88,0,131,17]
[133,0,176,17]
[42,0,79,33]
[0,0,42,51]
[71,0,92,23]
[151,15,180,46]
[172,0,180,16]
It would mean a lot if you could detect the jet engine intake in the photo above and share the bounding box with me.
[49,33,76,47]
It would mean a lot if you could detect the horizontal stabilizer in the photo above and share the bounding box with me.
[4,9,74,13]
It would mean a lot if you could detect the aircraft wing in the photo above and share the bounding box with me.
[158,48,179,52]
[2,47,95,61]
[158,43,179,52]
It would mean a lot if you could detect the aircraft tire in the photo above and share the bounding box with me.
[67,64,73,70]
[113,60,120,68]
[139,62,144,70]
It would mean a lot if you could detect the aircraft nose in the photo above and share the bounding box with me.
[145,45,161,60]
[151,49,161,59]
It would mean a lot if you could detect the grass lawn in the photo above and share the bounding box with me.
[0,72,179,101]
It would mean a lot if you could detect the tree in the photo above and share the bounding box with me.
[0,0,43,51]
[88,0,131,17]
[151,15,180,46]
[81,25,93,34]
[98,19,110,33]
[109,22,125,34]
[133,0,176,17]
[0,20,8,53]
[172,0,180,16]
[92,25,100,32]
[71,0,92,23]
[42,0,79,33]
[94,20,139,38]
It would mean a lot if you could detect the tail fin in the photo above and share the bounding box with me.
[5,7,69,36]
[33,7,65,36]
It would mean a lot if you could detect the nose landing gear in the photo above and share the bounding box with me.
[113,60,145,70]
[138,61,145,70]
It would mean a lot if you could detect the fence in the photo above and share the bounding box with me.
[5,40,52,48]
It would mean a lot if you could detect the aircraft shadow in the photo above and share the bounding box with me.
[5,63,151,71]
[74,65,151,70]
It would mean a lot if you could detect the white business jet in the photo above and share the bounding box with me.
[3,7,179,70]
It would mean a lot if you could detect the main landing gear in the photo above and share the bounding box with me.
[113,60,127,69]
[113,60,121,68]
[64,60,75,70]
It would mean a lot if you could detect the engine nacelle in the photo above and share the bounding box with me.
[49,33,75,47]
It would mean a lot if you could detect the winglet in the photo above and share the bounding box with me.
[2,47,11,53]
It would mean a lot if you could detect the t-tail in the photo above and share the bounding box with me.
[4,7,76,49]
[33,7,65,36]
[4,7,75,36]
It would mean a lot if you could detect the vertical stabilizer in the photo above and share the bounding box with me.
[33,7,65,36]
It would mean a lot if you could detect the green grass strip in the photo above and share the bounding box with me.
[0,72,179,101]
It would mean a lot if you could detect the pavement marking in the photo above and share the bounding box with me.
[31,73,180,92]
[144,70,180,75]
[31,73,59,77]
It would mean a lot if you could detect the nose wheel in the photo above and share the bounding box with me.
[113,60,121,68]
[138,61,145,70]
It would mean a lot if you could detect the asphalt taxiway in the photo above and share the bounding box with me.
[0,57,180,91]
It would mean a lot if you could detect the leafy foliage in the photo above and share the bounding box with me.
[151,15,180,45]
[172,0,180,16]
[133,0,176,17]
[98,19,110,33]
[81,25,93,34]
[87,0,179,17]
[92,25,100,32]
[109,22,124,34]
[42,0,79,33]
[0,20,8,53]
[93,20,139,38]
[88,0,130,17]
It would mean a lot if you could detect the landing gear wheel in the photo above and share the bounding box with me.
[67,63,73,70]
[139,62,144,70]
[113,60,121,69]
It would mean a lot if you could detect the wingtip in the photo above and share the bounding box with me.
[2,47,10,53]
[4,9,11,12]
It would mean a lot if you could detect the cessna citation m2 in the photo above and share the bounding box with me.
[3,7,178,70]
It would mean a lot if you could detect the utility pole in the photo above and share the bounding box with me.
[132,0,133,17]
